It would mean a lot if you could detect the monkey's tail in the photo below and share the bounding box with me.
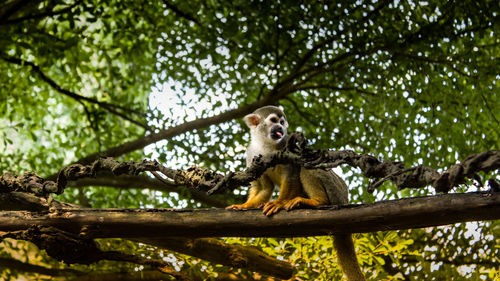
[333,234,365,281]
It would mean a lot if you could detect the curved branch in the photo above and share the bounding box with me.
[0,257,83,276]
[392,52,472,77]
[162,0,199,25]
[1,56,149,130]
[0,0,82,25]
[294,84,377,96]
[0,0,34,22]
[137,237,294,279]
[0,226,191,281]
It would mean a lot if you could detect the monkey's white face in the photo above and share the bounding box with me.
[244,108,289,161]
[263,113,288,143]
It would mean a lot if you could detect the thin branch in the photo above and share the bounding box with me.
[0,0,35,21]
[0,191,79,211]
[100,251,191,281]
[393,52,472,77]
[273,1,280,85]
[368,166,420,193]
[400,254,500,267]
[162,0,200,25]
[294,84,377,96]
[68,270,178,281]
[1,56,150,130]
[477,83,500,126]
[0,0,81,25]
[282,96,320,126]
[0,257,83,276]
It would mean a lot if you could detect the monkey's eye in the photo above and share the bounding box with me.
[270,117,278,123]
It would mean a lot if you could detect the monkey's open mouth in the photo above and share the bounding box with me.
[270,126,284,140]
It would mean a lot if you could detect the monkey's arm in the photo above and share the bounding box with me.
[226,176,274,210]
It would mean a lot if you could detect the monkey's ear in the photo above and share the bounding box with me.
[243,113,260,128]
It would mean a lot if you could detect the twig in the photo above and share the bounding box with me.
[368,166,420,193]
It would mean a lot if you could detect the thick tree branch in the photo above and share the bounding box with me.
[0,191,78,211]
[0,192,498,238]
[0,226,191,281]
[136,237,294,279]
[0,182,289,279]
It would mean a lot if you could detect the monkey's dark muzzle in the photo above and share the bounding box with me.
[270,126,285,140]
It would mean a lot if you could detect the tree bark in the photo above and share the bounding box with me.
[0,192,498,238]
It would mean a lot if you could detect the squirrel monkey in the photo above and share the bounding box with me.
[227,106,365,281]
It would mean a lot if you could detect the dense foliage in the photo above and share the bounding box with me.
[0,0,499,280]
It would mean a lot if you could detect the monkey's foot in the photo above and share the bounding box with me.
[226,203,262,210]
[226,204,247,210]
[283,197,322,210]
[262,200,289,216]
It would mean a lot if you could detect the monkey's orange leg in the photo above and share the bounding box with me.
[262,176,303,216]
[227,177,273,210]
